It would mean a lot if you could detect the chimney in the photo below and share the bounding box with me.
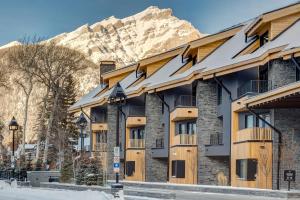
[99,61,116,85]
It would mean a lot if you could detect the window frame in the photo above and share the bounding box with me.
[125,161,135,177]
[171,160,185,178]
[236,159,257,181]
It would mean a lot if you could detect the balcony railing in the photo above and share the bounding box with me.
[94,143,108,152]
[174,134,197,145]
[128,106,145,117]
[175,95,196,107]
[237,80,272,98]
[129,139,145,148]
[236,127,272,143]
[209,132,223,146]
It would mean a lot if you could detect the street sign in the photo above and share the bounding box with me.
[284,170,296,181]
[113,163,120,173]
[114,156,120,163]
[284,170,296,191]
[114,147,120,157]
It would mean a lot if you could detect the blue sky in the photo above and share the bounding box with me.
[0,0,298,46]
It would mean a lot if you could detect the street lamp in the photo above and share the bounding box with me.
[108,82,126,195]
[9,116,19,179]
[76,113,87,155]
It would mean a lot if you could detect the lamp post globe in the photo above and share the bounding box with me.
[76,113,87,154]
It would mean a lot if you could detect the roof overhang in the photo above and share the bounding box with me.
[183,25,243,58]
[245,81,300,109]
[245,2,300,37]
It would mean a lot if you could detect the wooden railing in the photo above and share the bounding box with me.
[174,134,197,145]
[94,143,108,152]
[129,139,145,148]
[236,127,272,142]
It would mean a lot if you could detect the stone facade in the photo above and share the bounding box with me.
[196,80,229,185]
[145,93,168,182]
[268,58,297,89]
[272,108,300,190]
[107,104,124,180]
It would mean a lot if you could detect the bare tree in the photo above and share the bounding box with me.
[7,37,42,154]
[0,56,10,89]
[31,42,87,167]
[258,143,272,189]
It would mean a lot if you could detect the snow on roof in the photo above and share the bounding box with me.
[193,19,300,73]
[69,84,106,111]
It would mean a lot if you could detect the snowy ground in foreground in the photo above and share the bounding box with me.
[0,181,114,200]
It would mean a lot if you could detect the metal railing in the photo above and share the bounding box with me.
[236,127,272,142]
[129,139,145,148]
[175,95,196,107]
[94,143,108,152]
[128,106,145,117]
[209,132,223,145]
[155,138,164,149]
[174,134,197,145]
[237,80,272,98]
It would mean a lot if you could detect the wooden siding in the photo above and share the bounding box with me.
[270,12,300,40]
[169,146,198,184]
[125,149,145,181]
[144,57,172,77]
[235,127,272,143]
[197,39,227,62]
[170,107,198,122]
[126,117,146,128]
[91,123,108,131]
[108,72,131,88]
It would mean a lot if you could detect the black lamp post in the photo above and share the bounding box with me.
[9,116,19,179]
[108,82,126,195]
[76,113,88,155]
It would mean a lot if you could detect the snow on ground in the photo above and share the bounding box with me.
[0,181,114,200]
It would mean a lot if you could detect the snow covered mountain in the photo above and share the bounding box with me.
[0,6,202,144]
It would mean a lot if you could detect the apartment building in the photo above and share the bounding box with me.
[70,2,300,190]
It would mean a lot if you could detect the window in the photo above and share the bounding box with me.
[217,84,222,105]
[130,127,145,139]
[176,121,196,135]
[171,160,185,178]
[95,131,107,143]
[245,115,254,128]
[236,159,257,181]
[126,161,135,176]
[259,31,269,47]
[297,68,300,81]
[258,113,270,128]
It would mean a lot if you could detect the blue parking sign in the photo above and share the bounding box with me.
[114,163,120,168]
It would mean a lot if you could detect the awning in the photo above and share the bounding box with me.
[245,81,300,109]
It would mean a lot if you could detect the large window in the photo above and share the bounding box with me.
[245,113,270,128]
[130,127,145,139]
[126,161,135,177]
[95,131,107,143]
[171,160,185,178]
[176,121,196,135]
[236,159,257,181]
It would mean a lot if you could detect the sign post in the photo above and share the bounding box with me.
[284,170,296,191]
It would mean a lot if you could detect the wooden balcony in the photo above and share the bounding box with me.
[170,107,198,122]
[128,139,145,148]
[126,117,146,128]
[173,134,197,146]
[236,127,272,143]
[94,143,108,152]
[91,123,108,131]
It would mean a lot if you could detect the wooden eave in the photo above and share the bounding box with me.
[246,3,300,37]
[245,81,300,109]
[183,25,243,58]
[102,64,137,81]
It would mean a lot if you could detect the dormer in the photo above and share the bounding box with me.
[182,25,243,66]
[245,2,300,42]
[137,46,184,78]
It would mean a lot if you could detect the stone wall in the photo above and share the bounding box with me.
[145,93,168,182]
[196,80,229,185]
[272,108,300,190]
[268,59,296,89]
[107,104,123,180]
